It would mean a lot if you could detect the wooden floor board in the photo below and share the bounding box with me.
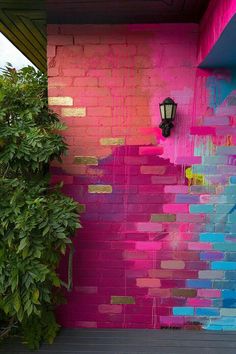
[1,329,236,354]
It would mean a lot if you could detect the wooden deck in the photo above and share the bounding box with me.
[1,328,236,354]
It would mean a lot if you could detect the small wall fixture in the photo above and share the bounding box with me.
[159,97,177,137]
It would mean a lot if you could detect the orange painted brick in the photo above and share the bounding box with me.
[62,68,86,76]
[140,166,166,175]
[48,77,73,87]
[88,107,112,117]
[84,45,111,57]
[47,45,56,57]
[99,77,124,87]
[48,35,73,45]
[74,35,101,44]
[161,260,185,270]
[74,77,98,87]
[136,278,161,288]
[111,45,137,56]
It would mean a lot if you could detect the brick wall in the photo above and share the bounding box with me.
[48,24,236,330]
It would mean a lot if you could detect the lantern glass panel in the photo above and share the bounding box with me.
[165,104,173,119]
[160,104,165,119]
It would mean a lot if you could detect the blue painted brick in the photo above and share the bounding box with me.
[222,290,236,299]
[173,307,194,316]
[213,280,236,289]
[200,233,225,243]
[230,176,236,184]
[217,146,236,155]
[200,252,224,261]
[186,279,212,288]
[225,271,236,279]
[203,156,228,165]
[196,308,220,317]
[223,299,236,308]
[225,254,236,262]
[211,262,236,270]
[190,204,214,214]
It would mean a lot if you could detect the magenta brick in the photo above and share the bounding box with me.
[186,298,212,307]
[163,204,189,213]
[152,176,178,184]
[139,146,164,155]
[190,126,216,135]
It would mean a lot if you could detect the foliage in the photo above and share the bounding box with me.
[0,65,80,349]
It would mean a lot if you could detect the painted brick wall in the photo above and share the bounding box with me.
[48,24,236,330]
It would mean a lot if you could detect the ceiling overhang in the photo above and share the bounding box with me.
[0,0,211,72]
[0,0,46,72]
[47,0,209,24]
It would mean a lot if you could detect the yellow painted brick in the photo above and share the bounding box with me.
[111,296,135,305]
[48,96,73,106]
[88,185,112,193]
[74,156,98,165]
[100,137,125,146]
[61,107,86,117]
[151,214,176,222]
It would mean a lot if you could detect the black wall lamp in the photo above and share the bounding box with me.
[159,97,177,137]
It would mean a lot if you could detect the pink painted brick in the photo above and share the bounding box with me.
[47,45,56,57]
[197,289,221,298]
[175,156,202,164]
[163,204,189,213]
[188,242,212,251]
[164,185,189,193]
[136,222,162,232]
[136,278,161,288]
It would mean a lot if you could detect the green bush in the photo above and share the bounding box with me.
[0,65,80,349]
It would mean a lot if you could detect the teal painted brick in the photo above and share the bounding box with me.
[208,214,227,223]
[215,204,235,214]
[214,243,236,251]
[211,262,236,270]
[224,186,236,195]
[228,214,236,223]
[192,165,217,174]
[173,307,194,316]
[221,308,236,316]
[199,233,225,242]
[190,204,214,214]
